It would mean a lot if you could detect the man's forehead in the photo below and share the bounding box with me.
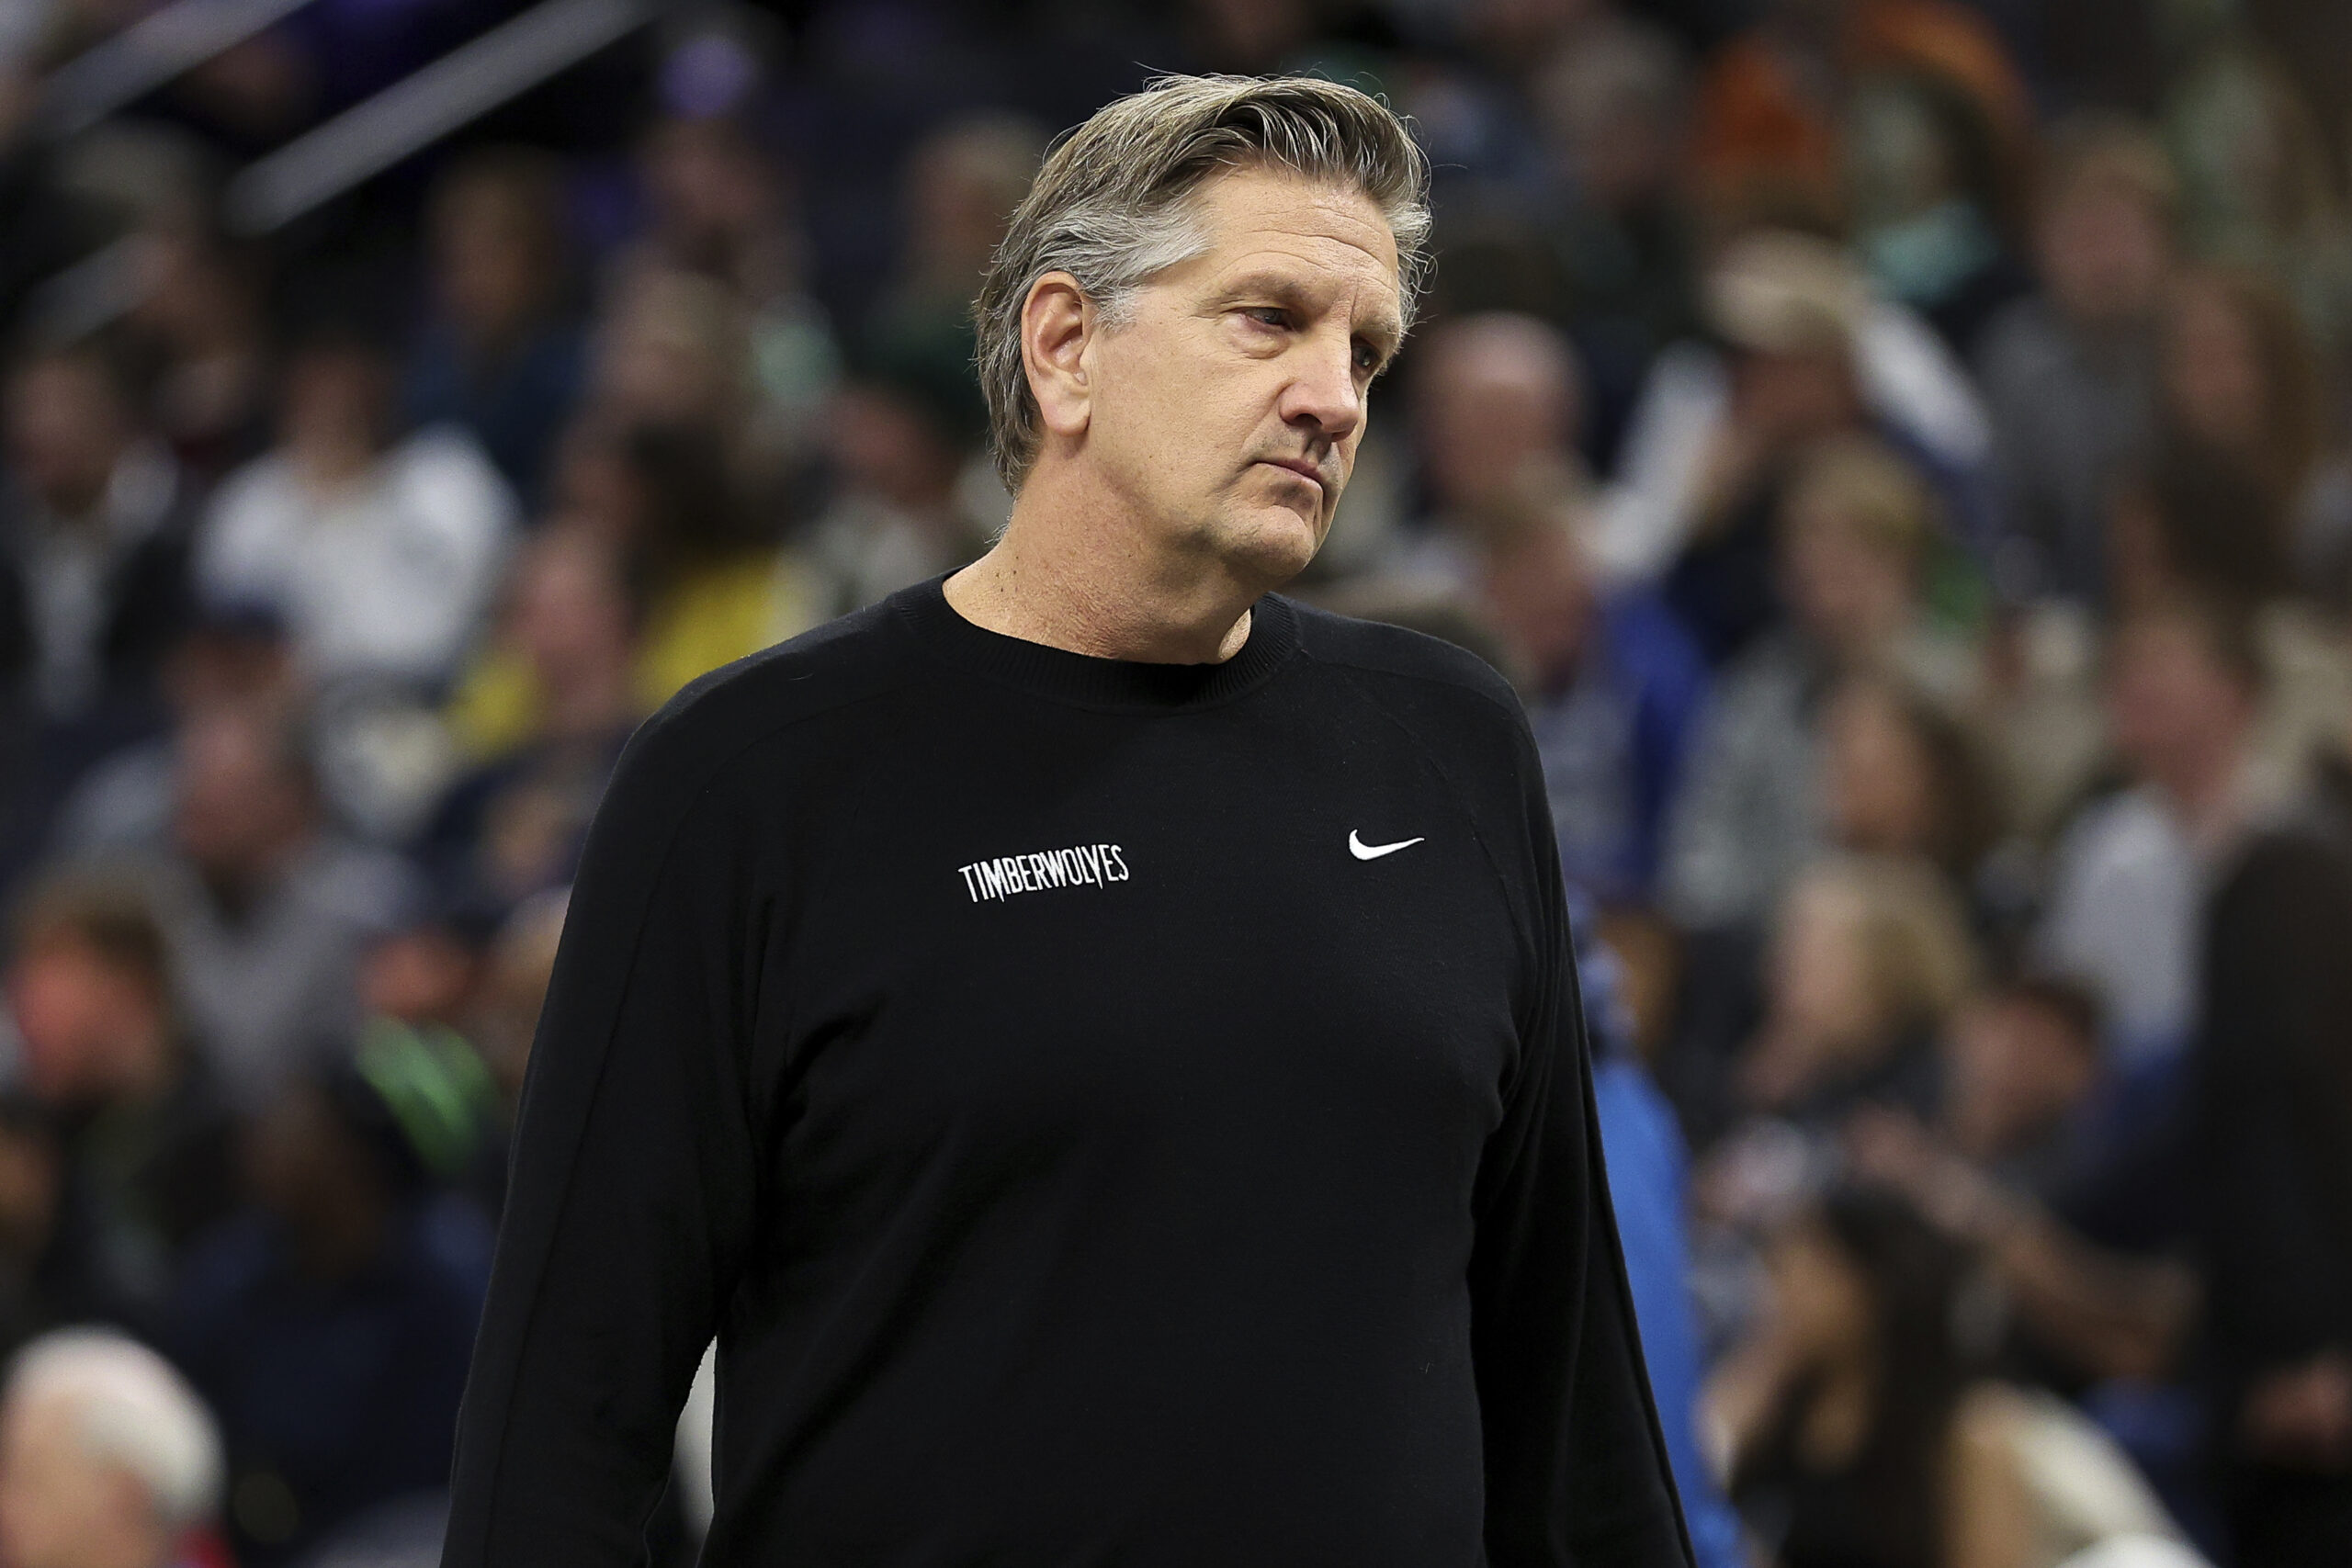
[1185,168,1402,314]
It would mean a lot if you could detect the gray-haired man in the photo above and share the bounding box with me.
[445,75,1693,1567]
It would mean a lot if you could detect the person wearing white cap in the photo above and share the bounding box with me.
[0,1326,224,1568]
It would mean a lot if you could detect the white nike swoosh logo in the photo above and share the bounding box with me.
[1349,830,1425,861]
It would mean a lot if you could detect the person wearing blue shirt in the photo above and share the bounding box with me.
[1574,887,1747,1568]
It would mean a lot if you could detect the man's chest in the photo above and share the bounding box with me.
[751,705,1529,1187]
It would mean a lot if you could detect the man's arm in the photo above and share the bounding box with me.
[442,713,766,1566]
[1471,749,1695,1568]
[2198,833,2352,1437]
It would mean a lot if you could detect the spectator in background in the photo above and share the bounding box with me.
[586,265,802,518]
[1481,511,1709,903]
[2037,597,2270,1067]
[1704,1184,2194,1568]
[141,701,413,1110]
[2163,44,2352,366]
[1575,891,1746,1568]
[806,364,1002,616]
[0,341,195,721]
[197,325,515,694]
[1411,310,1595,562]
[426,530,641,908]
[1663,434,1968,932]
[865,113,1045,439]
[0,1327,226,1568]
[44,605,296,869]
[118,210,271,487]
[1937,976,2106,1195]
[167,1054,491,1568]
[1690,0,2030,226]
[1846,977,2202,1399]
[1819,671,1997,895]
[623,111,839,470]
[4,874,236,1320]
[464,416,810,745]
[2153,264,2352,599]
[794,114,1041,616]
[403,148,587,507]
[1719,854,1972,1162]
[1843,72,2030,356]
[1597,229,1990,654]
[0,340,198,895]
[2109,444,2296,624]
[1683,850,1974,1259]
[0,1096,120,1360]
[1527,20,1702,448]
[1709,1185,1984,1568]
[1978,118,2175,608]
[1408,311,1708,900]
[594,408,818,691]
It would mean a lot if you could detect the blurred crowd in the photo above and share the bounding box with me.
[1,0,2351,1566]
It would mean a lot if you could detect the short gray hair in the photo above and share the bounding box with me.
[6,1328,223,1531]
[974,73,1433,491]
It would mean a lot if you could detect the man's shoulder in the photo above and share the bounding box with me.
[617,600,922,791]
[1284,596,1523,728]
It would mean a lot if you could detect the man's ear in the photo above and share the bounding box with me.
[1022,272,1094,442]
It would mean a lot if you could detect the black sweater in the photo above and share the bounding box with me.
[2197,819,2352,1407]
[441,577,1692,1567]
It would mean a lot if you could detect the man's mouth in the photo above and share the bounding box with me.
[1256,456,1329,494]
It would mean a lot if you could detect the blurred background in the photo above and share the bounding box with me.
[0,0,2349,1565]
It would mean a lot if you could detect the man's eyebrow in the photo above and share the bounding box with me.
[1204,270,1317,310]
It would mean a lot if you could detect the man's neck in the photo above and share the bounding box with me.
[944,469,1265,665]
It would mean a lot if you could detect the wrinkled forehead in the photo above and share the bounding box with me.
[1177,166,1405,322]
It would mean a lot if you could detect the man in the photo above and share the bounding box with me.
[446,75,1691,1567]
[5,872,239,1319]
[198,323,515,694]
[1405,311,1709,903]
[0,341,198,897]
[128,699,414,1111]
[168,1052,492,1567]
[2037,590,2273,1066]
[1975,116,2175,608]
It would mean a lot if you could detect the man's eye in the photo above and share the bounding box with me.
[1353,341,1383,374]
[1243,307,1289,329]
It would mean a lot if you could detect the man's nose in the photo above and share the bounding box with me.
[1280,333,1364,445]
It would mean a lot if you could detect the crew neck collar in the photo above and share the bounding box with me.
[891,572,1299,713]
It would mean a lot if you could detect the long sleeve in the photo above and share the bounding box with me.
[441,583,1708,1563]
[2197,829,2352,1395]
[442,709,767,1566]
[1472,739,1695,1568]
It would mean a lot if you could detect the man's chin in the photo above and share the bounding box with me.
[1214,502,1328,586]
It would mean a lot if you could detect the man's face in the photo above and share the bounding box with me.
[1414,326,1577,520]
[1943,996,2096,1158]
[5,357,127,517]
[2105,618,2248,784]
[1077,166,1403,587]
[2039,184,2170,332]
[1780,502,1911,658]
[4,941,159,1108]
